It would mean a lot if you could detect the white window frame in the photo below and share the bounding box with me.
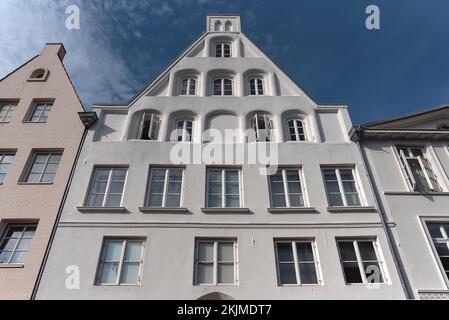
[395,146,441,192]
[24,151,62,183]
[0,224,37,265]
[27,101,52,123]
[215,43,231,58]
[175,119,193,142]
[274,239,322,286]
[137,112,160,140]
[287,119,307,141]
[206,168,242,208]
[85,167,128,207]
[96,238,145,286]
[180,78,197,96]
[212,78,233,96]
[146,167,185,207]
[0,103,16,122]
[0,152,15,184]
[337,239,387,285]
[269,168,307,207]
[194,239,238,286]
[251,113,273,142]
[322,167,363,207]
[424,222,449,286]
[248,78,264,96]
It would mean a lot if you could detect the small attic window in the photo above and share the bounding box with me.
[437,124,449,130]
[214,21,222,31]
[225,20,232,31]
[28,69,49,81]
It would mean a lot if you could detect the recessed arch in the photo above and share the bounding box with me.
[28,68,49,81]
[173,69,200,96]
[209,35,234,57]
[197,292,235,300]
[204,110,240,143]
[281,109,311,142]
[243,69,268,96]
[166,109,198,142]
[224,20,233,31]
[127,108,161,140]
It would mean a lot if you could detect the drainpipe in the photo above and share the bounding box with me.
[351,127,413,299]
[31,111,97,300]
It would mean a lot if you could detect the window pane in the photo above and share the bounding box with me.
[40,173,54,183]
[208,182,222,194]
[435,243,449,256]
[120,263,140,284]
[16,238,32,251]
[197,264,213,284]
[124,241,142,262]
[208,195,222,207]
[272,195,286,207]
[288,182,301,194]
[271,181,285,194]
[112,169,127,180]
[44,163,59,174]
[95,169,110,181]
[26,173,40,183]
[87,194,104,207]
[277,243,293,262]
[225,182,239,194]
[151,168,166,180]
[100,262,119,284]
[358,241,377,261]
[166,194,180,207]
[225,195,240,207]
[225,170,238,182]
[345,194,360,206]
[289,194,304,207]
[299,263,318,284]
[279,263,296,284]
[208,170,222,181]
[0,251,12,264]
[218,243,234,262]
[323,169,337,180]
[106,194,122,206]
[109,181,124,194]
[218,264,234,283]
[167,181,182,194]
[169,169,183,181]
[342,181,357,193]
[296,242,314,262]
[10,251,26,263]
[150,181,164,193]
[342,262,363,283]
[0,238,17,251]
[338,242,357,261]
[104,241,123,261]
[326,181,340,193]
[339,170,354,180]
[198,242,214,261]
[329,194,344,206]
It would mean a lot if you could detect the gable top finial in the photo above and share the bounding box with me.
[206,15,241,33]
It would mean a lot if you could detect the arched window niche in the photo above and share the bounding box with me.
[246,110,274,142]
[204,110,240,143]
[209,36,234,58]
[167,110,197,142]
[173,69,200,96]
[127,109,161,141]
[28,68,49,81]
[224,20,233,32]
[207,69,236,96]
[281,110,312,142]
[244,69,268,96]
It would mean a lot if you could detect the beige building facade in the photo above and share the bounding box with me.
[0,43,85,299]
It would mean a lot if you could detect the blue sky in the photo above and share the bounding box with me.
[1,0,448,124]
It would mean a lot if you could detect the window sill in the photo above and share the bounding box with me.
[267,207,318,214]
[17,182,53,185]
[77,206,128,213]
[0,264,24,268]
[326,206,377,213]
[201,207,251,214]
[139,207,189,214]
[0,121,10,124]
[27,78,47,82]
[384,191,449,196]
[21,121,48,123]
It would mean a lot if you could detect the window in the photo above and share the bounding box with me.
[275,240,321,285]
[180,78,197,96]
[206,168,241,208]
[287,119,306,141]
[0,224,37,265]
[137,112,160,140]
[0,153,14,183]
[396,147,440,192]
[146,168,184,207]
[213,78,233,96]
[175,119,193,142]
[269,169,305,207]
[96,238,144,285]
[27,101,52,122]
[29,69,47,80]
[86,167,127,207]
[437,124,449,130]
[426,223,449,281]
[215,43,231,58]
[24,151,61,183]
[322,168,361,207]
[194,239,237,285]
[0,102,16,122]
[337,239,385,284]
[251,113,272,142]
[248,78,264,95]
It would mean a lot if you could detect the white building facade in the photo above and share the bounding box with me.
[351,106,449,299]
[35,15,407,299]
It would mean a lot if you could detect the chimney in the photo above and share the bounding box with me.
[40,43,66,61]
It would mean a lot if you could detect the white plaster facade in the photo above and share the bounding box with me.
[35,15,407,299]
[352,106,449,299]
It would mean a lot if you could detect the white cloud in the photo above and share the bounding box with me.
[0,0,143,108]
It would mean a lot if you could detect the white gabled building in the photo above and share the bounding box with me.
[351,106,449,299]
[35,15,407,299]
